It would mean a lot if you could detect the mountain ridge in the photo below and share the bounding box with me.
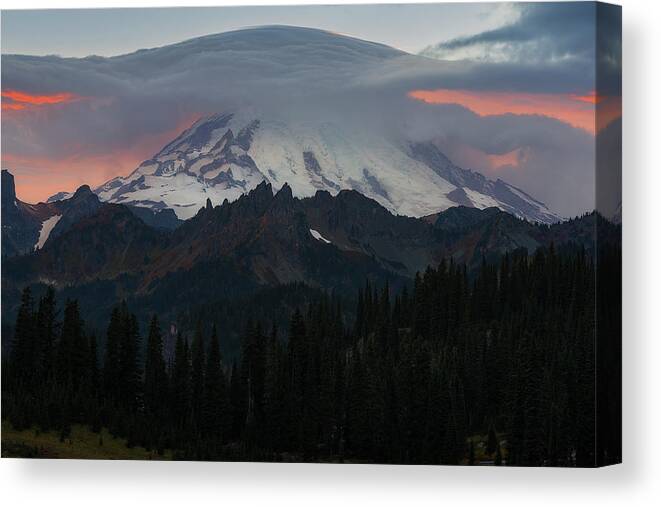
[84,112,561,224]
[3,175,618,355]
[8,178,611,291]
[1,170,182,258]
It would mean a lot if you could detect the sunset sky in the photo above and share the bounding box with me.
[1,3,621,216]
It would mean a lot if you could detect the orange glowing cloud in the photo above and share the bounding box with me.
[408,88,618,135]
[1,89,80,113]
[2,89,77,105]
[571,90,604,104]
[487,148,528,169]
[2,102,26,111]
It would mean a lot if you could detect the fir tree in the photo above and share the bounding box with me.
[190,323,206,432]
[171,332,191,434]
[144,315,167,421]
[203,325,229,445]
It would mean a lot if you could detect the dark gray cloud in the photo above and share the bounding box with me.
[596,3,622,96]
[421,2,621,96]
[429,3,595,62]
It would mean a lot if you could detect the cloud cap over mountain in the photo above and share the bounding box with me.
[1,16,616,217]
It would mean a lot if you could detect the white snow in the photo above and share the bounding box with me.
[309,229,331,244]
[507,184,544,208]
[463,188,502,210]
[246,115,456,217]
[35,215,62,250]
[93,109,558,222]
[46,192,73,203]
[91,111,460,219]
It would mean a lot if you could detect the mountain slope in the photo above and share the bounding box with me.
[3,183,616,354]
[10,182,603,297]
[2,169,61,257]
[95,111,560,223]
[7,203,165,285]
[1,170,181,258]
[5,183,402,299]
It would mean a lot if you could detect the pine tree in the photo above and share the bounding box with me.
[2,241,614,466]
[261,324,281,452]
[103,306,123,405]
[345,347,370,457]
[487,424,498,455]
[88,333,100,397]
[287,310,307,450]
[190,323,206,433]
[171,332,191,434]
[229,360,242,440]
[119,308,141,413]
[88,333,101,431]
[36,286,58,383]
[56,299,88,392]
[203,325,229,445]
[144,315,167,421]
[11,287,37,389]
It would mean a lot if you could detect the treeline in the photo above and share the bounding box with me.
[2,244,621,465]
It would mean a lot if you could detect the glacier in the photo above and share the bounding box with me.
[94,110,560,223]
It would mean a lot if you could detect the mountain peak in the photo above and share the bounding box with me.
[433,206,504,231]
[73,184,94,198]
[1,169,17,207]
[235,180,273,214]
[274,182,293,201]
[251,180,272,196]
[47,191,74,203]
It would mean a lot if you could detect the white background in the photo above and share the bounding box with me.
[1,0,659,505]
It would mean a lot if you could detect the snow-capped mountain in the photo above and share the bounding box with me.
[95,111,560,223]
[11,25,559,223]
[47,191,73,203]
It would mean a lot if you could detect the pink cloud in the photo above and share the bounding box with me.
[407,88,619,135]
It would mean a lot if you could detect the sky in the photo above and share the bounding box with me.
[1,4,515,56]
[0,2,622,217]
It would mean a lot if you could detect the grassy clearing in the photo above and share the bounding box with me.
[1,420,172,460]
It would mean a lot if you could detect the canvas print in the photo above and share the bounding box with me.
[0,2,621,466]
